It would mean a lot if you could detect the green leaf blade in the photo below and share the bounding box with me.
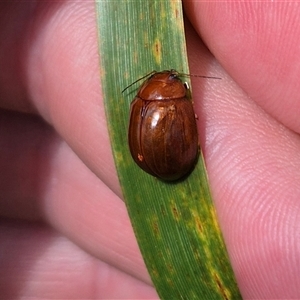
[96,1,241,299]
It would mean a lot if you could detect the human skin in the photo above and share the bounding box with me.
[1,1,300,298]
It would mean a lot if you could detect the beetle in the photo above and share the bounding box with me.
[125,69,219,181]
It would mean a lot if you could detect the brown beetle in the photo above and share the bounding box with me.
[126,69,218,181]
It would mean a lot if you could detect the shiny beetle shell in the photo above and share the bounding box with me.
[128,69,199,181]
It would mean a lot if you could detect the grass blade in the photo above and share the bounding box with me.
[95,1,241,298]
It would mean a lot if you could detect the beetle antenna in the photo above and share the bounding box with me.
[122,71,157,93]
[179,73,222,80]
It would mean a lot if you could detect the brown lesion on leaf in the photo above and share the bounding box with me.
[170,0,179,20]
[151,267,159,279]
[152,38,162,64]
[155,42,160,54]
[152,221,159,237]
[171,205,180,220]
[166,276,174,287]
[195,217,203,234]
[167,263,174,274]
[191,244,201,263]
[214,273,230,300]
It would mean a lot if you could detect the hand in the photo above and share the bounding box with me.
[185,2,300,298]
[1,1,299,299]
[0,2,155,298]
